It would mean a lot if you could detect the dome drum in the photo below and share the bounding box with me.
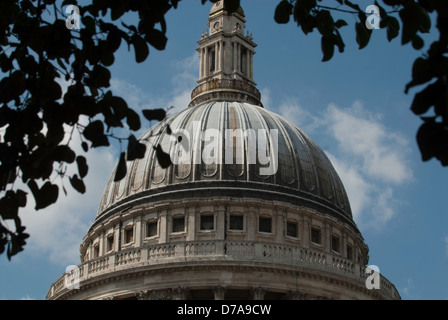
[47,196,402,300]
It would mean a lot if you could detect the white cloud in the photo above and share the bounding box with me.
[260,87,272,108]
[401,278,416,299]
[326,153,372,223]
[324,102,412,185]
[276,97,322,133]
[321,102,412,228]
[277,100,413,229]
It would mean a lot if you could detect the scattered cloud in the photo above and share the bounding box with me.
[275,97,322,133]
[324,102,412,185]
[277,99,413,229]
[400,278,417,299]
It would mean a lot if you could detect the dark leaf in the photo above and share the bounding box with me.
[321,36,335,62]
[410,80,445,117]
[355,22,372,49]
[223,0,240,14]
[405,57,433,93]
[142,109,166,122]
[113,152,127,182]
[107,28,122,52]
[28,180,59,210]
[127,134,146,161]
[81,142,89,152]
[131,35,149,63]
[83,120,110,148]
[146,29,168,51]
[0,190,27,220]
[69,174,86,194]
[76,155,88,178]
[274,0,293,24]
[412,35,424,50]
[416,119,448,164]
[52,145,76,164]
[111,1,128,21]
[335,19,348,28]
[385,16,400,42]
[166,125,172,135]
[399,3,428,45]
[88,65,111,88]
[153,144,172,169]
[126,108,141,131]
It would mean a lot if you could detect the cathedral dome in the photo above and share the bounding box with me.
[95,101,355,231]
[47,3,401,301]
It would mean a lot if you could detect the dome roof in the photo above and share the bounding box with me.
[95,101,355,229]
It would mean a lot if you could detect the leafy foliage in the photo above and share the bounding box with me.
[274,0,448,165]
[0,0,241,260]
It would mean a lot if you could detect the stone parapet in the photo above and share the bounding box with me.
[47,239,399,300]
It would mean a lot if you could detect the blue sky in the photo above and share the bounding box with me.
[1,0,447,300]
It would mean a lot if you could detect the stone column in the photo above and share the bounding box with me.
[246,49,250,78]
[247,206,256,241]
[172,287,190,300]
[251,287,266,300]
[302,214,310,248]
[99,231,105,256]
[216,205,226,241]
[236,43,241,73]
[204,47,209,77]
[325,222,331,252]
[213,286,227,300]
[249,51,254,80]
[113,223,120,252]
[159,210,168,243]
[186,206,196,242]
[220,40,225,74]
[215,41,219,72]
[199,49,203,78]
[233,42,238,73]
[276,209,285,243]
[342,232,348,258]
[135,216,142,248]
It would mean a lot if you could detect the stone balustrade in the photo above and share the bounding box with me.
[46,240,399,300]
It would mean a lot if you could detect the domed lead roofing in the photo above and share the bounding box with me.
[94,3,354,229]
[97,101,353,225]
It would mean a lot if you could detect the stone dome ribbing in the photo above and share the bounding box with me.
[94,101,356,231]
